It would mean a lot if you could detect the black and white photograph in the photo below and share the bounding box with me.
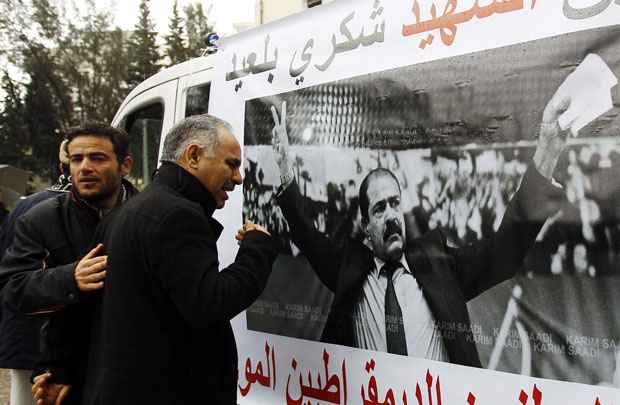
[2,0,620,402]
[242,25,620,385]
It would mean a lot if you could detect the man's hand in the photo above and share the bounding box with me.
[270,101,294,185]
[74,243,107,292]
[32,372,71,405]
[236,221,271,242]
[533,90,571,180]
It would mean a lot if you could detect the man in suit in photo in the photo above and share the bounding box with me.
[269,92,568,367]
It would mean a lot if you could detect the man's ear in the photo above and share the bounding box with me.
[120,154,134,177]
[186,144,201,169]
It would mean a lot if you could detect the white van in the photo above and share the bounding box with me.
[111,56,216,187]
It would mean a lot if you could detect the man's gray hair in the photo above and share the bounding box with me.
[160,114,232,162]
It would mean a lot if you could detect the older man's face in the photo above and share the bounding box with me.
[364,174,406,262]
[195,128,242,209]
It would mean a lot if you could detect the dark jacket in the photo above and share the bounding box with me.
[0,180,138,403]
[0,188,68,370]
[277,165,564,367]
[0,174,72,261]
[0,180,137,314]
[84,162,277,405]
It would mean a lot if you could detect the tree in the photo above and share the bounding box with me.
[0,0,33,66]
[22,61,63,179]
[0,0,135,181]
[58,2,131,123]
[3,0,74,130]
[102,27,131,119]
[10,0,70,179]
[184,2,215,58]
[31,0,62,41]
[127,0,161,90]
[0,73,29,169]
[0,0,66,180]
[165,0,188,66]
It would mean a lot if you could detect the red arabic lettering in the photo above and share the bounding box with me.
[519,385,542,405]
[285,349,348,405]
[238,341,276,397]
[402,0,531,49]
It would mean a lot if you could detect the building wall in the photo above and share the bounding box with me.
[255,0,335,25]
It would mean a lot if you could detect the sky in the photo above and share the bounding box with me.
[110,0,257,36]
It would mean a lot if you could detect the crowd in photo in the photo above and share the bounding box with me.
[243,144,620,277]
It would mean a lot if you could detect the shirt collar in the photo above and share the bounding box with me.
[372,254,411,277]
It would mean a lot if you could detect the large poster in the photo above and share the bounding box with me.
[209,1,620,403]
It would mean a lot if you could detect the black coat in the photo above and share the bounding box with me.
[84,162,277,405]
[277,165,564,367]
[0,189,66,370]
[0,192,97,315]
[0,181,138,404]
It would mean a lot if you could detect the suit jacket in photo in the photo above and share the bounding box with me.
[277,165,563,367]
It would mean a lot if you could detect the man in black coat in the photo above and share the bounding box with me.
[71,114,277,405]
[0,124,136,404]
[269,89,570,367]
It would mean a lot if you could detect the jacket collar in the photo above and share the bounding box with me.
[70,178,138,219]
[372,254,412,278]
[154,161,217,218]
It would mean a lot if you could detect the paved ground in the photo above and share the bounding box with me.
[0,368,9,404]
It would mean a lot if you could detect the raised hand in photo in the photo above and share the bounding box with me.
[270,101,294,184]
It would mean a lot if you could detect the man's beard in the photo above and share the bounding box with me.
[77,174,121,206]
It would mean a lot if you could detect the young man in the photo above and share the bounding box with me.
[0,123,137,404]
[0,140,71,405]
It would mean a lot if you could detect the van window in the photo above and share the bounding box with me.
[123,102,163,188]
[185,83,211,117]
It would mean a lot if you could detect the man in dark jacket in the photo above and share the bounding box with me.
[73,114,276,405]
[268,88,569,366]
[0,123,136,404]
[0,140,71,405]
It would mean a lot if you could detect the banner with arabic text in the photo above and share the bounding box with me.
[208,0,620,404]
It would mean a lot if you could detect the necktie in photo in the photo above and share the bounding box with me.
[382,262,407,355]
